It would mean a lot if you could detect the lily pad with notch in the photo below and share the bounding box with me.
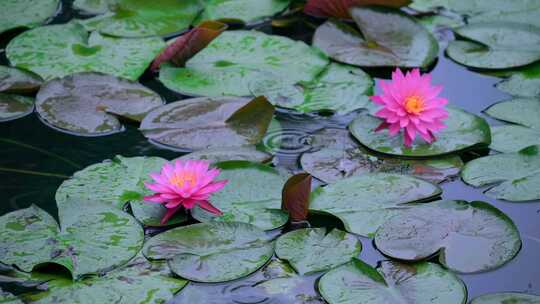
[0,94,34,123]
[374,200,522,273]
[0,0,60,35]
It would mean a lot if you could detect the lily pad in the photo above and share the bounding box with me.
[309,173,442,237]
[312,7,438,68]
[177,147,272,163]
[6,23,165,81]
[319,259,467,304]
[410,0,540,15]
[446,22,540,69]
[489,125,540,153]
[0,202,143,279]
[35,73,163,136]
[195,0,291,25]
[470,293,540,304]
[21,256,188,303]
[375,200,521,273]
[0,0,60,34]
[73,0,116,14]
[469,7,540,27]
[78,0,201,38]
[0,94,34,122]
[159,30,328,97]
[129,200,188,227]
[0,289,22,304]
[275,228,361,275]
[301,147,463,184]
[0,66,42,94]
[140,96,275,151]
[304,0,411,19]
[251,63,374,114]
[143,222,273,283]
[496,62,540,97]
[461,145,540,202]
[350,107,491,158]
[191,161,289,230]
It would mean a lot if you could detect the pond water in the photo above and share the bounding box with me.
[0,0,539,303]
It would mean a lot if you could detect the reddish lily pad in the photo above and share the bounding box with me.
[304,0,411,19]
[281,173,312,222]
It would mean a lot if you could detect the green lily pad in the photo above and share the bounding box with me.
[143,222,273,283]
[158,30,328,97]
[447,22,540,69]
[490,125,540,153]
[195,0,291,25]
[78,0,201,38]
[309,173,442,237]
[0,289,22,304]
[73,0,116,14]
[0,66,42,94]
[301,147,463,184]
[129,200,188,227]
[275,228,361,275]
[35,73,163,136]
[0,202,143,279]
[496,62,540,97]
[410,0,540,15]
[350,107,491,158]
[313,7,438,68]
[375,200,521,273]
[319,259,467,304]
[191,161,288,230]
[462,145,540,202]
[0,0,60,34]
[21,256,187,303]
[470,293,540,304]
[0,94,34,122]
[140,96,275,151]
[251,63,374,114]
[6,23,165,81]
[469,7,540,27]
[177,147,272,163]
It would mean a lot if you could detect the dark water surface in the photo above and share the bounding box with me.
[0,1,539,303]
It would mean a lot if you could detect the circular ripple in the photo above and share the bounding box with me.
[262,128,312,155]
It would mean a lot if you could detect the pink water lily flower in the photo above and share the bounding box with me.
[371,68,449,147]
[144,160,228,224]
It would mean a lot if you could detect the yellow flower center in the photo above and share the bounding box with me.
[169,172,197,188]
[404,95,425,115]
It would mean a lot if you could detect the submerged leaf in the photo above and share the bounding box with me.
[0,66,43,94]
[0,0,59,34]
[281,173,312,222]
[304,0,411,19]
[0,94,34,123]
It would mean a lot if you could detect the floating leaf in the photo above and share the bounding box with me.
[177,147,272,163]
[469,7,540,27]
[73,0,116,14]
[304,0,411,19]
[159,30,328,97]
[251,63,374,114]
[446,22,540,69]
[129,200,188,227]
[0,288,22,304]
[319,259,467,304]
[78,0,201,38]
[0,0,59,34]
[281,173,312,222]
[275,228,361,275]
[6,23,165,81]
[0,94,34,123]
[470,293,540,304]
[143,222,273,283]
[375,200,521,273]
[35,73,163,136]
[191,161,288,230]
[0,202,143,279]
[350,107,491,157]
[461,145,540,202]
[0,66,42,94]
[489,125,540,153]
[496,62,540,97]
[140,96,275,151]
[410,0,540,15]
[310,173,441,237]
[313,7,438,68]
[301,147,463,184]
[195,0,291,25]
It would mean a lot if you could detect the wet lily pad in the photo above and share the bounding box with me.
[350,107,491,158]
[6,23,165,81]
[0,94,34,122]
[446,22,540,69]
[470,293,540,304]
[275,228,361,275]
[195,0,291,25]
[21,256,187,303]
[0,202,143,279]
[0,66,42,94]
[489,125,540,153]
[79,0,201,38]
[143,222,273,283]
[310,173,442,237]
[191,161,288,230]
[469,7,540,27]
[0,0,60,34]
[496,62,540,97]
[177,147,272,163]
[375,200,521,273]
[251,63,374,114]
[140,96,275,151]
[461,145,540,202]
[159,30,328,97]
[35,73,163,136]
[319,259,467,304]
[0,289,22,304]
[313,7,438,68]
[301,147,463,184]
[410,0,540,15]
[73,0,115,15]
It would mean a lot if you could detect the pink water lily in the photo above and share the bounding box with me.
[144,160,228,224]
[371,68,449,147]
